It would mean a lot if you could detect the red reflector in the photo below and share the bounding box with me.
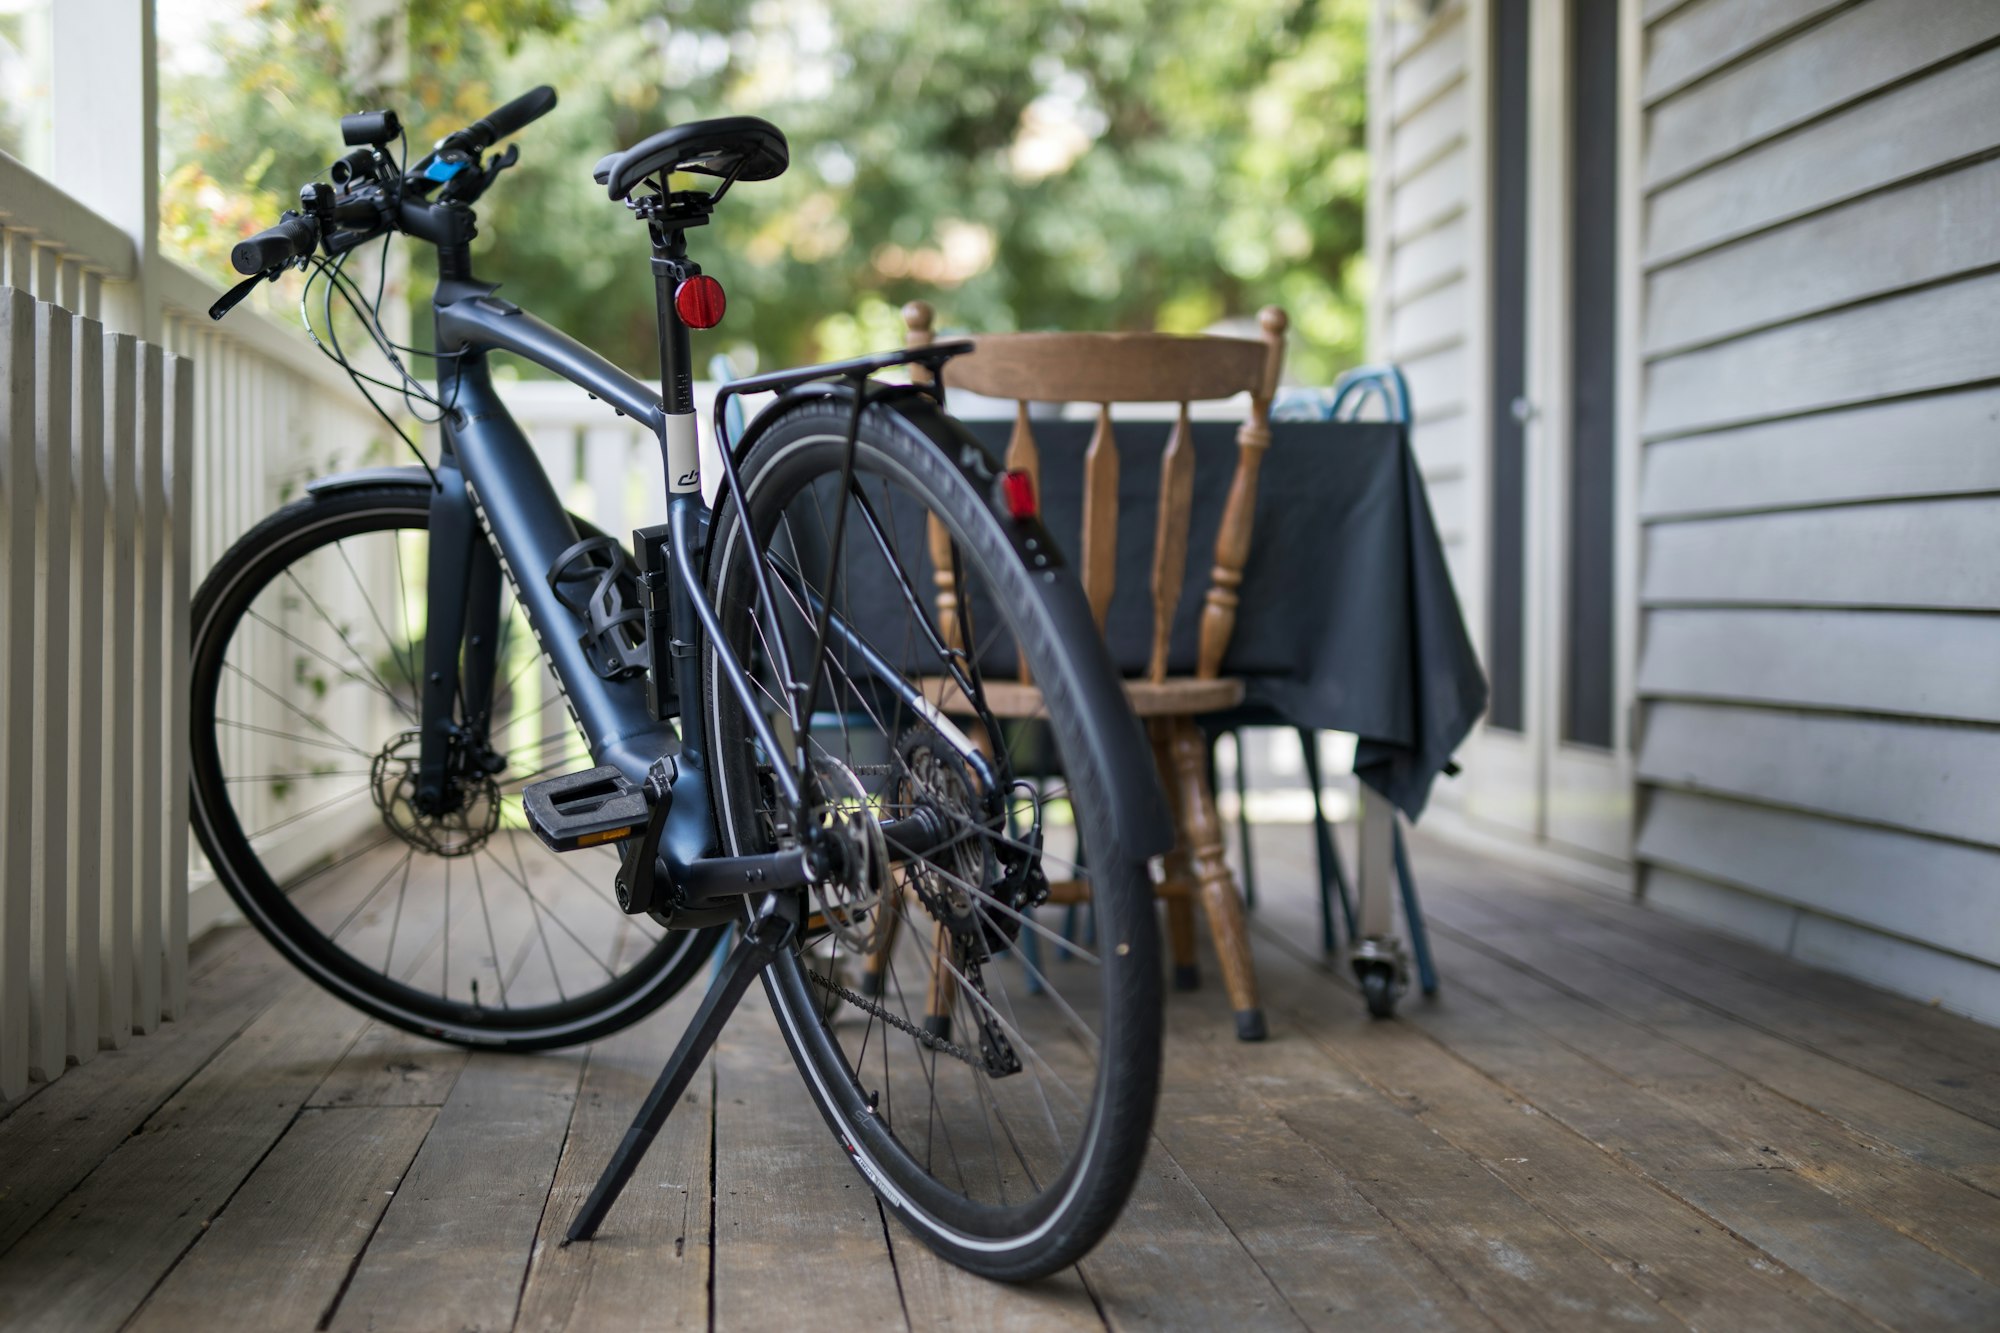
[674,275,726,329]
[1001,469,1037,520]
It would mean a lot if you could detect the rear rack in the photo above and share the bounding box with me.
[709,339,974,457]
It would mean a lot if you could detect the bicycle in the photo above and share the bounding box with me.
[195,86,1168,1280]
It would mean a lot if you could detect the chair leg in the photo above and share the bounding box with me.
[1164,875,1200,992]
[1165,718,1265,1041]
[923,919,957,1040]
[1392,824,1439,997]
[1148,724,1200,991]
[1231,729,1258,911]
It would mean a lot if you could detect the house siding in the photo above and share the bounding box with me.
[1632,0,2000,1023]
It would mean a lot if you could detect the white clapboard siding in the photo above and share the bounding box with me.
[1387,213,1467,304]
[1637,701,2000,851]
[1633,0,2000,1024]
[1644,41,2000,265]
[1643,154,2000,356]
[1639,607,2000,726]
[1637,788,2000,967]
[1639,386,2000,521]
[1641,496,2000,610]
[1640,0,1851,104]
[1643,270,2000,439]
[1643,0,2000,187]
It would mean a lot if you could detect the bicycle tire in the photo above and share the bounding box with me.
[703,394,1163,1280]
[189,480,720,1050]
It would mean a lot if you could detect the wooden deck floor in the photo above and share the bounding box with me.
[4,826,1999,1332]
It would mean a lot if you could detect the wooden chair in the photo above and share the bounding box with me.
[903,300,1286,1041]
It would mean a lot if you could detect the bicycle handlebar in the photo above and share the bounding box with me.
[451,85,557,153]
[231,214,318,275]
[219,86,555,290]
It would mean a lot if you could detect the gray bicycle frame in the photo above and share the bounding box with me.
[430,292,673,780]
[419,286,974,914]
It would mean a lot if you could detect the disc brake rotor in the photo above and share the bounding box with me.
[806,755,891,954]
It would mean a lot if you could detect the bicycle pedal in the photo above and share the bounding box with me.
[522,766,650,852]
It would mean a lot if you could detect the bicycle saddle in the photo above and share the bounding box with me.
[593,116,789,201]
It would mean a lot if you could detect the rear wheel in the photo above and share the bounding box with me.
[704,396,1163,1281]
[188,481,719,1050]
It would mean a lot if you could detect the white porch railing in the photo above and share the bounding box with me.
[0,147,379,1101]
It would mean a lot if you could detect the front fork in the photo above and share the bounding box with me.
[415,460,504,813]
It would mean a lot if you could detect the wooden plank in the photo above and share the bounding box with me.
[1638,700,2000,849]
[1390,80,1467,185]
[1414,832,2000,1076]
[1073,1136,1306,1331]
[1389,9,1466,126]
[1387,277,1464,360]
[1645,156,2000,356]
[1641,0,1848,105]
[1408,925,2000,1285]
[126,1106,434,1333]
[1638,787,2000,962]
[1638,607,2000,725]
[1645,0,2000,187]
[1389,144,1469,241]
[306,1021,470,1109]
[1149,988,1495,1331]
[1534,910,2000,1127]
[1638,386,2000,520]
[1250,872,2000,1330]
[328,1050,585,1333]
[1645,42,2000,264]
[1388,213,1467,304]
[1644,270,2000,438]
[1641,495,2000,611]
[0,289,35,1100]
[515,985,713,1333]
[710,994,907,1331]
[0,978,371,1328]
[64,313,104,1066]
[1197,1004,1680,1327]
[1248,938,1884,1331]
[28,300,71,1081]
[886,1230,1104,1332]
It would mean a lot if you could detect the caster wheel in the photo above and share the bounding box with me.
[1359,963,1399,1019]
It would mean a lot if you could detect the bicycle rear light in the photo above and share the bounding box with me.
[1001,468,1038,520]
[674,275,726,328]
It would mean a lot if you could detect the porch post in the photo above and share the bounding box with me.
[49,0,160,343]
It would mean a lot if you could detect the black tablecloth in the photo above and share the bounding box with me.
[961,417,1486,820]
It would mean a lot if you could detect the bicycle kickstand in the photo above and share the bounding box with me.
[563,909,796,1245]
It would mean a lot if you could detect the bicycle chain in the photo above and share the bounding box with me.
[805,965,978,1067]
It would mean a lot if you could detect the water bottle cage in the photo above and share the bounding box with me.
[547,535,648,680]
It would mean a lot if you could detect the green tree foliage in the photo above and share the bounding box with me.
[162,0,1368,383]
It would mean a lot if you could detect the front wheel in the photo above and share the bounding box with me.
[703,393,1164,1280]
[188,480,720,1050]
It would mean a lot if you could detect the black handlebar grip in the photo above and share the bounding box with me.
[340,109,401,147]
[230,215,318,275]
[467,86,557,149]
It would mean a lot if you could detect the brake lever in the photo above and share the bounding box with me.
[208,270,272,321]
[460,142,520,203]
